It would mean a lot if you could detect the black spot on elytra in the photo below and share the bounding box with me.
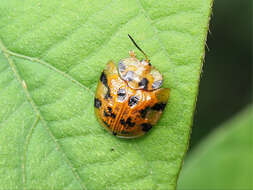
[107,107,112,113]
[138,78,149,90]
[103,120,110,128]
[140,107,150,118]
[104,108,116,118]
[117,88,126,101]
[104,88,111,99]
[126,117,135,127]
[120,119,126,126]
[104,110,110,117]
[94,98,102,108]
[100,72,111,99]
[112,132,117,136]
[141,123,152,132]
[151,103,166,111]
[100,71,108,87]
[120,118,135,128]
[128,96,139,107]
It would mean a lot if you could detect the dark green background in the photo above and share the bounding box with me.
[190,0,252,149]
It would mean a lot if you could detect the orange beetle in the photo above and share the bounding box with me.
[94,35,169,138]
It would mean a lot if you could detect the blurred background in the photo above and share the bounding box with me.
[177,0,253,190]
[189,0,251,149]
[178,0,252,189]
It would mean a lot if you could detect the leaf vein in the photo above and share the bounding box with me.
[136,0,172,64]
[39,0,113,58]
[0,38,87,190]
[22,116,40,190]
[3,48,94,95]
[67,12,140,74]
[151,8,199,21]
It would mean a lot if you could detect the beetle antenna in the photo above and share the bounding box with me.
[128,34,149,62]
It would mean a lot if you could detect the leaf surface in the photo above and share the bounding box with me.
[0,0,212,189]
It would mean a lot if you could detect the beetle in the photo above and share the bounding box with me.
[94,34,169,138]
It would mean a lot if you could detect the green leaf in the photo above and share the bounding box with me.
[0,0,213,189]
[178,105,253,190]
